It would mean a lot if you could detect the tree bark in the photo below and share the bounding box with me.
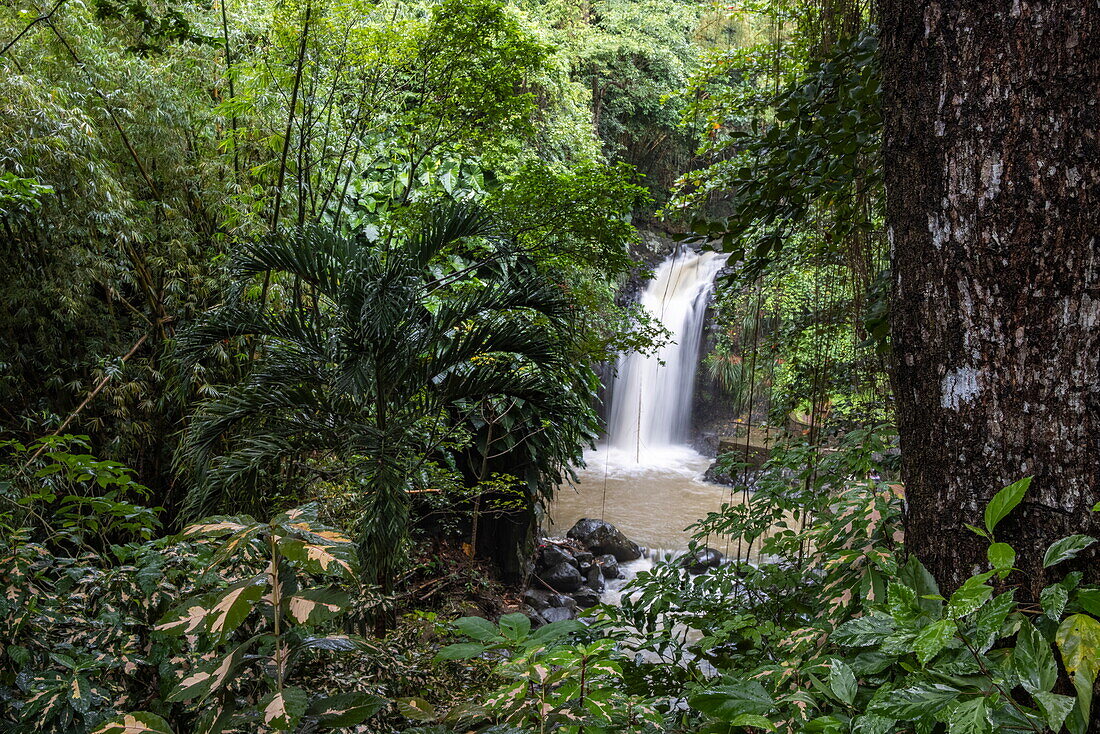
[881,1,1100,597]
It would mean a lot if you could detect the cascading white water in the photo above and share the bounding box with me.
[605,248,728,461]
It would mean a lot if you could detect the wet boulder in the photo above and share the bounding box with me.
[572,588,602,609]
[540,606,576,623]
[538,543,577,571]
[523,589,575,611]
[681,547,724,575]
[585,566,605,592]
[594,554,621,580]
[566,519,642,562]
[542,561,584,592]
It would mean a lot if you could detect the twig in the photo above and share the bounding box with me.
[22,333,149,468]
[0,0,66,57]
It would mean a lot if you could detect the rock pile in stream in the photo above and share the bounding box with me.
[523,519,638,624]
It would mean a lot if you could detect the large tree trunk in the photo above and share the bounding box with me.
[880,1,1100,597]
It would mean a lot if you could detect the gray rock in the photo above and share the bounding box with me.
[681,547,725,575]
[566,519,642,562]
[594,554,621,580]
[542,561,584,592]
[525,589,577,610]
[585,566,605,592]
[540,606,576,623]
[539,543,577,571]
[523,588,553,610]
[572,589,601,609]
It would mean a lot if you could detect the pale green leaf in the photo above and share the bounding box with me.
[452,616,501,642]
[1033,691,1075,732]
[1015,618,1057,694]
[498,612,531,641]
[1042,535,1096,568]
[986,542,1015,572]
[947,697,990,734]
[984,477,1030,534]
[914,619,955,665]
[828,658,857,705]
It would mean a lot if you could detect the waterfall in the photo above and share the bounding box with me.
[605,248,727,462]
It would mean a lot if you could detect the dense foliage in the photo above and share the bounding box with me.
[3,0,1097,732]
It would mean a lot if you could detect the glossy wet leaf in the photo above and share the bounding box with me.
[983,477,1030,535]
[1015,618,1057,694]
[1042,535,1096,568]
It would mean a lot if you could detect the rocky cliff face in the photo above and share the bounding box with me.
[691,265,742,455]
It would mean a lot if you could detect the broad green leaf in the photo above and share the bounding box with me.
[947,697,990,734]
[92,713,175,734]
[870,683,961,718]
[899,557,942,615]
[984,477,1030,534]
[154,602,211,636]
[888,583,921,624]
[833,613,896,647]
[260,687,308,731]
[208,582,264,635]
[183,516,254,537]
[167,636,258,702]
[1077,588,1100,616]
[68,675,92,714]
[307,692,387,728]
[1040,583,1069,621]
[828,658,857,705]
[434,643,487,660]
[986,543,1015,573]
[972,591,1015,652]
[689,681,776,721]
[1015,619,1057,694]
[729,714,774,729]
[1056,614,1100,725]
[1033,691,1075,732]
[527,618,583,644]
[277,537,355,577]
[1042,535,1096,568]
[852,714,895,734]
[946,575,994,619]
[397,697,437,722]
[498,612,531,641]
[914,619,955,665]
[284,588,348,625]
[452,616,501,642]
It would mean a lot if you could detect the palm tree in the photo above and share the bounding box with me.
[176,202,585,601]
